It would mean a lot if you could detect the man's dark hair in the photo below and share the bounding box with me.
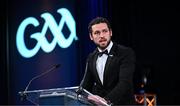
[88,17,112,35]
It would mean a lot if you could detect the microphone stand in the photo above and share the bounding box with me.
[19,64,61,101]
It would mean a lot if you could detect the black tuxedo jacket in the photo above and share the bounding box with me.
[80,43,136,105]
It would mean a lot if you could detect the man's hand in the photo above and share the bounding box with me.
[87,95,108,106]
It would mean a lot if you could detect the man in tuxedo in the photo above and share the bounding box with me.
[80,17,136,105]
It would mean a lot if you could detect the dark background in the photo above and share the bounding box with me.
[110,0,179,104]
[1,0,179,105]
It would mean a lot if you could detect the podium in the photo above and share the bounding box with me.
[19,86,109,106]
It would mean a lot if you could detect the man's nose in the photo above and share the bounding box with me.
[99,32,104,37]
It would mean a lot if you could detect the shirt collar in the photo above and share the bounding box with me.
[98,41,113,53]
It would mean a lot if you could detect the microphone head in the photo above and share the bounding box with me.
[19,91,27,101]
[55,64,61,68]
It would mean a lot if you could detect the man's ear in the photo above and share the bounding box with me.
[89,34,93,40]
[110,30,112,37]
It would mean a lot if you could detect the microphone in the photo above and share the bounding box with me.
[19,64,61,100]
[75,60,89,103]
[76,60,89,95]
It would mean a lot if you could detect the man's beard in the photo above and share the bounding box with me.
[96,40,111,50]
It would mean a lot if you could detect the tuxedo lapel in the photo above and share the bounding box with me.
[103,56,113,83]
[103,44,117,84]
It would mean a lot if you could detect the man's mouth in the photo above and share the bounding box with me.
[99,39,106,43]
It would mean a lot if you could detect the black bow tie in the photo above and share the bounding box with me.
[98,50,109,57]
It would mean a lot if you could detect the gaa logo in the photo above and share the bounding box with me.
[16,8,78,58]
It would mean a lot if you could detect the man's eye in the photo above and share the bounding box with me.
[103,30,108,33]
[94,31,100,35]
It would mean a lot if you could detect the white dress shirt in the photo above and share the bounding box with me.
[96,41,113,84]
